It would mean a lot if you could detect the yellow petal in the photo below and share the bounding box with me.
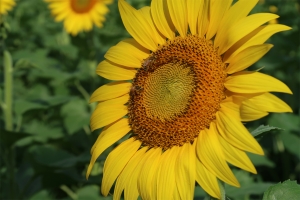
[90,118,129,154]
[96,60,136,81]
[114,147,148,200]
[167,0,188,37]
[197,0,209,37]
[118,0,159,51]
[224,24,291,62]
[90,95,129,131]
[195,144,221,199]
[196,124,239,187]
[104,38,149,68]
[218,13,279,55]
[206,0,232,40]
[138,6,166,45]
[187,0,202,35]
[244,92,292,113]
[157,146,179,200]
[214,0,258,48]
[219,136,257,174]
[151,0,175,39]
[173,187,181,200]
[90,81,132,103]
[94,94,129,107]
[216,109,264,155]
[225,71,292,94]
[90,105,127,131]
[220,99,241,120]
[240,100,269,122]
[124,147,149,200]
[86,118,131,179]
[101,138,141,196]
[175,143,195,200]
[138,148,162,200]
[226,44,273,74]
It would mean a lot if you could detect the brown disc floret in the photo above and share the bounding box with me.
[128,35,226,150]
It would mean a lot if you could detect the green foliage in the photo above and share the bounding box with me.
[0,0,299,200]
[251,125,281,138]
[263,180,300,200]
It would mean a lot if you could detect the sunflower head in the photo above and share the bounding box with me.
[45,0,113,35]
[87,0,292,199]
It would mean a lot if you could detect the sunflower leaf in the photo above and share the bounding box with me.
[251,125,281,138]
[262,180,300,200]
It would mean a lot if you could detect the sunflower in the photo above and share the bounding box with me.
[86,0,292,199]
[0,0,15,15]
[45,0,113,36]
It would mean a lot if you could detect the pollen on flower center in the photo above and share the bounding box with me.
[70,0,96,13]
[128,35,227,150]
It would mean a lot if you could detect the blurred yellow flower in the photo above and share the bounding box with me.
[87,0,292,199]
[45,0,113,36]
[0,0,15,15]
[269,5,278,13]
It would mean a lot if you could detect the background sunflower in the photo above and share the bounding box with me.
[0,0,15,15]
[0,0,299,199]
[45,0,113,35]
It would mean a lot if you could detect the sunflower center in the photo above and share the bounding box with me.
[70,0,96,13]
[143,62,195,121]
[128,35,226,150]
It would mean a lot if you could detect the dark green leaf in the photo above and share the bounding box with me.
[0,129,32,147]
[30,145,77,168]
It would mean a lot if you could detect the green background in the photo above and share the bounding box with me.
[1,0,299,199]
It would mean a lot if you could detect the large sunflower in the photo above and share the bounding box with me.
[45,0,113,35]
[86,0,292,199]
[0,0,15,15]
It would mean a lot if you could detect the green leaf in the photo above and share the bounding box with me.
[17,120,64,146]
[227,182,274,199]
[194,185,206,198]
[21,84,50,100]
[30,145,78,168]
[13,49,57,69]
[0,129,32,147]
[225,170,274,199]
[60,98,90,134]
[279,132,300,159]
[263,180,300,200]
[247,153,275,167]
[42,96,73,107]
[268,113,300,132]
[29,190,53,200]
[14,99,48,116]
[251,125,281,138]
[77,185,112,200]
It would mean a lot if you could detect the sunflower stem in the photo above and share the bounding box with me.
[4,49,16,199]
[60,185,77,200]
[4,50,13,131]
[218,181,226,200]
[74,80,90,103]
